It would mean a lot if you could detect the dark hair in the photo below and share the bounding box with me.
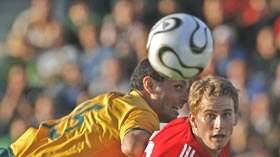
[130,58,165,91]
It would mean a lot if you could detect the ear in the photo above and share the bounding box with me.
[143,76,155,94]
[189,113,198,128]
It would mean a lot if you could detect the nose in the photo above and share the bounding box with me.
[182,86,189,99]
[178,84,189,104]
[214,115,224,129]
[179,95,188,105]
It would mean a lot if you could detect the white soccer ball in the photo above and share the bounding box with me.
[147,13,214,80]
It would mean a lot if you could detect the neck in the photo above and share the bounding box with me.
[208,150,220,157]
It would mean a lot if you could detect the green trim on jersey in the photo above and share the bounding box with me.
[0,147,15,157]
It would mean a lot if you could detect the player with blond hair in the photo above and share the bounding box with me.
[143,75,239,157]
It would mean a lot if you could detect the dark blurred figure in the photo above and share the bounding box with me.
[55,62,88,117]
[64,0,102,47]
[89,57,129,97]
[11,0,62,50]
[0,66,33,135]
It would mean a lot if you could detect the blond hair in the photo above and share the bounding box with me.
[188,75,239,115]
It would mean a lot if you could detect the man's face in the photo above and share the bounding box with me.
[191,96,238,153]
[153,78,189,123]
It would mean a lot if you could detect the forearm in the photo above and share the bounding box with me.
[0,96,18,123]
[122,129,151,157]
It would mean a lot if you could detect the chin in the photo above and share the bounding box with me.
[210,142,227,151]
[161,114,177,123]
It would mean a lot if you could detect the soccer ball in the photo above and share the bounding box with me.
[147,13,214,80]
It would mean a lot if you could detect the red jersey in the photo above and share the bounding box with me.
[142,117,230,157]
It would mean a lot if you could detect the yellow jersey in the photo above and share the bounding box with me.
[10,91,160,157]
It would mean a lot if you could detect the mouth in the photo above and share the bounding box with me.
[172,105,179,110]
[172,103,183,111]
[172,104,184,114]
[171,106,178,113]
[212,134,226,141]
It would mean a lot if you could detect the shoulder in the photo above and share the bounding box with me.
[150,117,190,142]
[143,118,194,157]
[90,92,125,103]
[115,91,152,110]
[161,117,190,130]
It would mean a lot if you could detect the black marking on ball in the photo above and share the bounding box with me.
[189,17,208,54]
[158,46,204,79]
[147,17,182,53]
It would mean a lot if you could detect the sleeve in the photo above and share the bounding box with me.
[119,107,159,142]
[10,128,38,156]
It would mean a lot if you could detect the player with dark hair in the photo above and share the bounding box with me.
[143,75,239,157]
[0,58,189,157]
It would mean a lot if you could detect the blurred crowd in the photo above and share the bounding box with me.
[0,0,280,156]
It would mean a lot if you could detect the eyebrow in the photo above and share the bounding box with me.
[203,109,233,113]
[180,80,189,87]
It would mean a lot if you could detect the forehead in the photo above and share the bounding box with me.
[163,78,190,86]
[199,96,235,112]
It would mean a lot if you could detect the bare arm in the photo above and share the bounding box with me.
[0,92,20,124]
[121,129,151,157]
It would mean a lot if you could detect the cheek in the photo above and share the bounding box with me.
[158,94,167,103]
[225,116,237,127]
[155,88,165,100]
[196,118,213,133]
[160,92,174,103]
[226,119,236,132]
[168,92,181,102]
